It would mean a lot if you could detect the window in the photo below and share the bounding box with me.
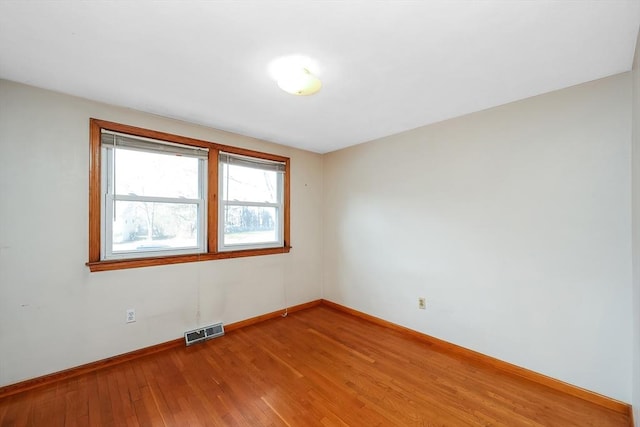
[219,153,285,251]
[88,119,290,272]
[101,131,208,259]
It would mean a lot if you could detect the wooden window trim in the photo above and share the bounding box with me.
[87,118,290,272]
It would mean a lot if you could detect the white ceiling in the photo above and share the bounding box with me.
[1,1,639,153]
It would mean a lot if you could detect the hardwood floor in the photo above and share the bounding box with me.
[0,305,631,426]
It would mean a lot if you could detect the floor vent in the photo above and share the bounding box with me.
[184,322,225,346]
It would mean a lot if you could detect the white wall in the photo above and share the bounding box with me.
[0,80,323,387]
[323,73,633,402]
[632,28,640,424]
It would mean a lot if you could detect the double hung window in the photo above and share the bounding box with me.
[101,131,208,259]
[219,153,285,251]
[87,119,290,272]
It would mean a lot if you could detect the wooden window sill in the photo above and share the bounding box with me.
[86,247,291,272]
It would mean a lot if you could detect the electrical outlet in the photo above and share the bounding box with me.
[126,308,136,323]
[418,297,426,310]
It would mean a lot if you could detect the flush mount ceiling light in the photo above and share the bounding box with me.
[269,55,322,96]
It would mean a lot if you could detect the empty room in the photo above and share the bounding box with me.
[1,1,640,426]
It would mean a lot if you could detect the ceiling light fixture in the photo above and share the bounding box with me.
[269,55,322,96]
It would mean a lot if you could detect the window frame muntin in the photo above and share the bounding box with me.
[87,118,290,272]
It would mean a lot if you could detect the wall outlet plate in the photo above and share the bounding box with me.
[126,308,136,323]
[418,298,426,310]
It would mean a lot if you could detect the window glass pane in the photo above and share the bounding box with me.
[223,206,277,245]
[222,164,279,203]
[112,201,199,253]
[115,148,199,199]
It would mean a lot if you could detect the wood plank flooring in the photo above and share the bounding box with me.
[0,305,630,426]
